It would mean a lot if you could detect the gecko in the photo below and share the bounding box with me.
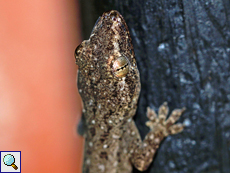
[75,10,185,173]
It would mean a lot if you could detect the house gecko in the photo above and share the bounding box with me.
[75,10,185,173]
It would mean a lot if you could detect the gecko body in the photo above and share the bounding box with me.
[75,10,185,173]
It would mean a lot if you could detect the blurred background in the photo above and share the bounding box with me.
[0,1,83,172]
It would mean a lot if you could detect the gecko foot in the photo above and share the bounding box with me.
[145,102,186,137]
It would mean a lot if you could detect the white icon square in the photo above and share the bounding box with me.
[0,151,21,173]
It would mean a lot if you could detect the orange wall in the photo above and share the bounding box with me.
[0,1,83,172]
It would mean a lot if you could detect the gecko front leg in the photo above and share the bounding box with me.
[128,102,185,171]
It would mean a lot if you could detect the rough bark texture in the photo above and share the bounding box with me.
[79,0,230,172]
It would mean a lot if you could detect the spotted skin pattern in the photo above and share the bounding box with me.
[75,10,185,173]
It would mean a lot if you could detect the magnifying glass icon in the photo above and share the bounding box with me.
[3,154,18,170]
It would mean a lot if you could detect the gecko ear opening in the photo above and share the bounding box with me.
[112,56,130,78]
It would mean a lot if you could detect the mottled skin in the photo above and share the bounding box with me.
[75,10,185,173]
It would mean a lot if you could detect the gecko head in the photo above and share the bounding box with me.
[75,10,138,80]
[75,10,141,120]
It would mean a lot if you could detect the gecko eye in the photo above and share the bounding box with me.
[75,44,83,57]
[112,56,130,78]
[75,44,84,66]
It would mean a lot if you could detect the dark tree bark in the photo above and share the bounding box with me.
[78,0,230,172]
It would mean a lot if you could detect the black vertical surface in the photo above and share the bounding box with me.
[78,0,230,172]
